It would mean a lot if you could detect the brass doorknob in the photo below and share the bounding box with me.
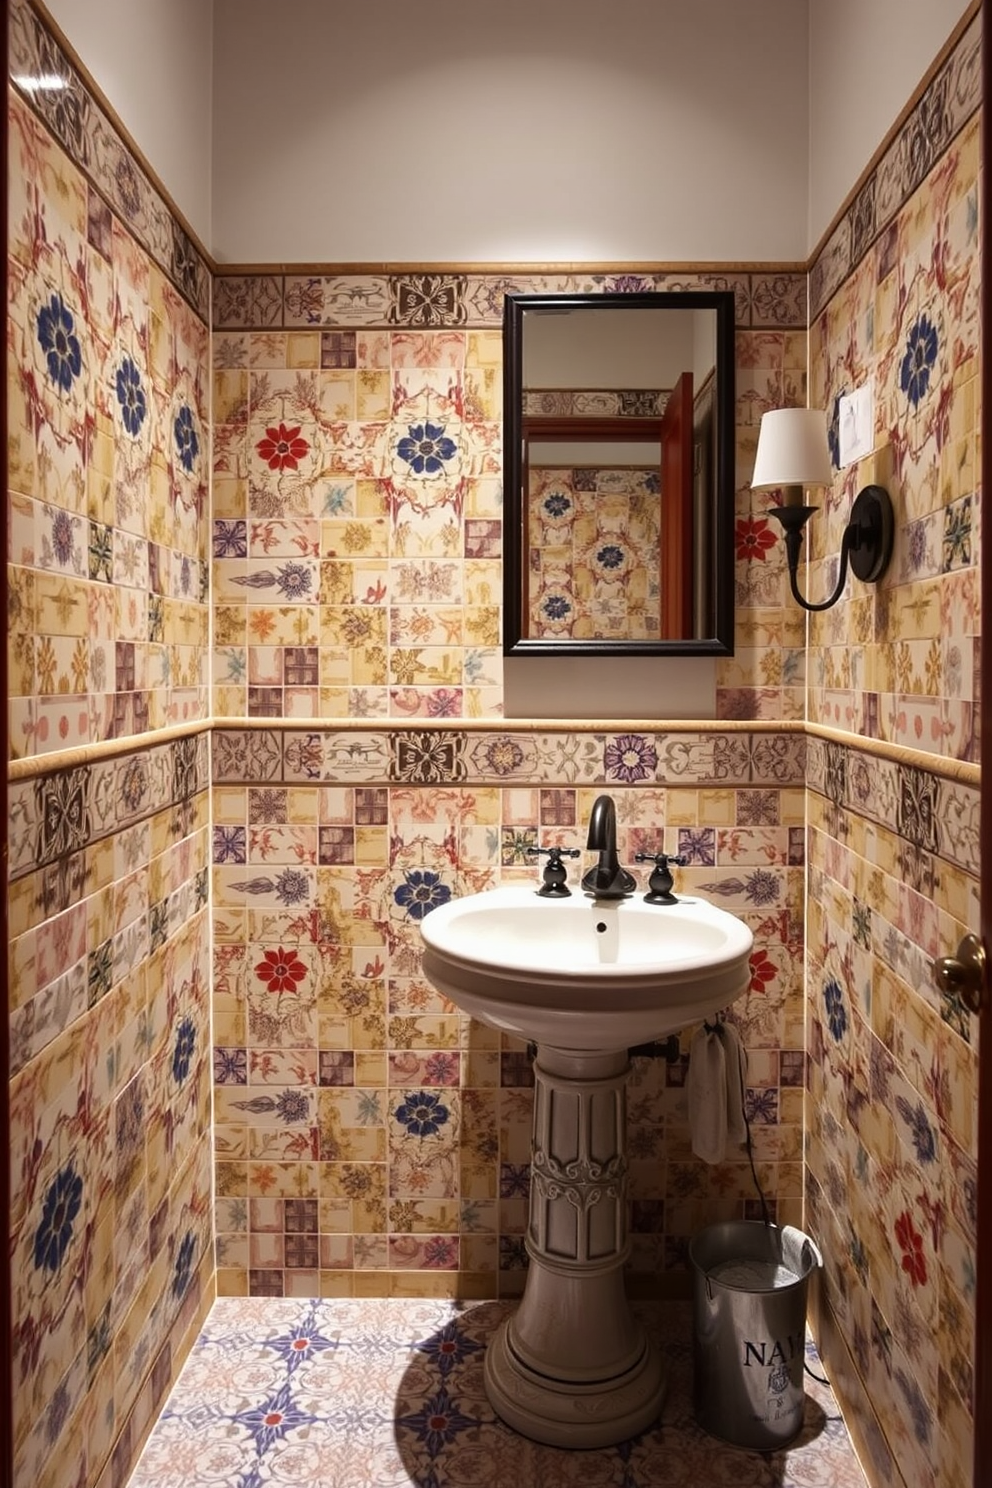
[932,933,986,1014]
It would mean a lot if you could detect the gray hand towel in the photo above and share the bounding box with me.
[686,1020,748,1164]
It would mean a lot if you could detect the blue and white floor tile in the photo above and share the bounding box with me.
[127,1298,869,1487]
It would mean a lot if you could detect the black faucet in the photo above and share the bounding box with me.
[581,794,636,899]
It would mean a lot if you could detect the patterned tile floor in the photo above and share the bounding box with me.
[127,1297,869,1487]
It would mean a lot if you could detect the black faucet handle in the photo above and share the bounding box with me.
[634,851,688,905]
[528,845,581,897]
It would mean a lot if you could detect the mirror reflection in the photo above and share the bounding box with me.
[502,291,736,656]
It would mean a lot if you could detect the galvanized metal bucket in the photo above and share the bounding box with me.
[689,1220,822,1449]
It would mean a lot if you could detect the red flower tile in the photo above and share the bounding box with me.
[256,422,309,471]
[748,947,777,994]
[894,1209,927,1287]
[735,516,777,562]
[254,947,308,995]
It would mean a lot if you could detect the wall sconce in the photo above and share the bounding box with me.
[751,407,894,612]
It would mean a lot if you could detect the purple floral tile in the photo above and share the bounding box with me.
[677,827,715,865]
[604,732,659,785]
[214,1047,248,1085]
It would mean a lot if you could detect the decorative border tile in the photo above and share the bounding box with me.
[809,11,980,318]
[211,727,807,789]
[214,269,805,332]
[8,0,210,319]
[8,732,210,882]
[806,736,978,876]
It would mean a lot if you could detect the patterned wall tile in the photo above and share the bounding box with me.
[7,84,210,760]
[209,728,808,1300]
[804,38,981,1482]
[8,743,212,1488]
[7,11,214,1483]
[808,110,980,767]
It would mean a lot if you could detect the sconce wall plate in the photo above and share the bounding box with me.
[846,484,894,583]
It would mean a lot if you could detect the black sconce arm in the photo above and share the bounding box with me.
[767,484,894,613]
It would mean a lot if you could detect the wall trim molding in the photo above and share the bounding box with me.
[7,719,212,783]
[8,716,977,790]
[805,721,979,788]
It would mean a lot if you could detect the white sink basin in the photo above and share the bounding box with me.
[419,884,753,1050]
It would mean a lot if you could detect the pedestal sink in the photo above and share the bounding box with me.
[420,883,753,1447]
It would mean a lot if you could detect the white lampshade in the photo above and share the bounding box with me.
[751,408,832,491]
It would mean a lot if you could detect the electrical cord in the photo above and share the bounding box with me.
[735,1032,773,1230]
[736,1036,833,1392]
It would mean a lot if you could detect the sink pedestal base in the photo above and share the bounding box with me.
[485,1046,665,1448]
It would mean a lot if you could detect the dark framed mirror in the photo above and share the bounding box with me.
[502,290,736,656]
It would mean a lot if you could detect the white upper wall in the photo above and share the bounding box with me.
[210,0,810,265]
[43,0,213,247]
[807,0,973,251]
[39,0,975,267]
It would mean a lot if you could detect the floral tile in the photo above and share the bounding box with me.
[126,1296,869,1488]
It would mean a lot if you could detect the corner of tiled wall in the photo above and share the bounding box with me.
[802,15,981,1487]
[7,2,214,1484]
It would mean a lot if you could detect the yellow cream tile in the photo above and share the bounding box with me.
[349,480,386,519]
[320,370,356,419]
[213,369,248,423]
[464,560,500,607]
[321,517,389,556]
[353,826,388,865]
[354,1051,387,1085]
[464,365,501,420]
[213,788,247,824]
[6,368,37,500]
[355,371,390,421]
[9,931,37,1012]
[35,574,91,637]
[934,864,975,925]
[213,476,248,519]
[286,332,320,367]
[697,789,735,826]
[318,1271,356,1297]
[938,1023,977,1153]
[215,1268,250,1296]
[214,684,246,715]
